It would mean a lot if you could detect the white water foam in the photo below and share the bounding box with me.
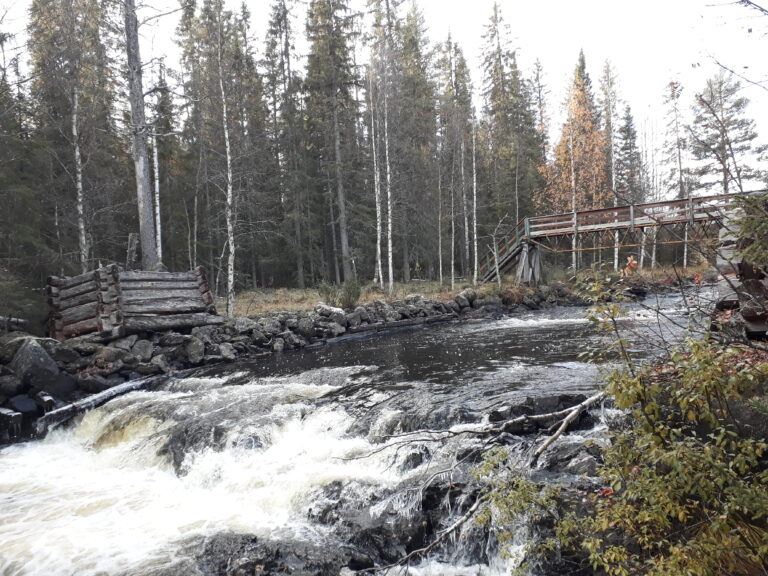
[0,384,401,576]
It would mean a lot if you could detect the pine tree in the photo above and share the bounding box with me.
[689,71,765,194]
[615,105,645,204]
[305,0,359,283]
[540,51,609,214]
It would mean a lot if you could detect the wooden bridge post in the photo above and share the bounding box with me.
[571,212,578,270]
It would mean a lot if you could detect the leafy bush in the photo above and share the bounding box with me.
[317,280,361,310]
[338,279,361,310]
[317,282,341,307]
[736,195,768,272]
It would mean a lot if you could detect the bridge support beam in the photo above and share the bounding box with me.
[516,241,542,286]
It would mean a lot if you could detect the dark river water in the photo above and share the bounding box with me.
[0,291,710,576]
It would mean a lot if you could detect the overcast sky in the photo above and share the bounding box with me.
[3,0,768,160]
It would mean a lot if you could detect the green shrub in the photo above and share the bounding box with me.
[339,279,361,310]
[317,279,361,310]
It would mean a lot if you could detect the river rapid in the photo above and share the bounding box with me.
[0,292,709,576]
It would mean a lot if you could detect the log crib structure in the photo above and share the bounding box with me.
[47,265,223,341]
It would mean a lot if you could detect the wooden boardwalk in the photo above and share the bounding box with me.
[479,192,740,284]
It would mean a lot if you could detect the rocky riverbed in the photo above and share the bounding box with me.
[0,285,588,442]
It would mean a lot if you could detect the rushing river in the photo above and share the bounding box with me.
[0,292,710,576]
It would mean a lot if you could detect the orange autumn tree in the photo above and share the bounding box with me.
[538,51,610,215]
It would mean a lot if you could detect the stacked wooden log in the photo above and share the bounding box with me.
[47,265,223,341]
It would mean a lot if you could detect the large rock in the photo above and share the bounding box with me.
[317,321,346,338]
[6,394,41,417]
[191,325,220,344]
[62,338,104,356]
[77,374,114,394]
[232,317,259,334]
[0,333,29,364]
[258,317,282,336]
[346,310,362,328]
[315,303,347,326]
[132,339,154,362]
[371,300,400,322]
[354,306,370,323]
[296,317,315,339]
[458,288,477,304]
[185,337,206,365]
[111,335,138,351]
[219,342,237,361]
[454,294,470,309]
[0,374,26,397]
[159,332,189,347]
[10,338,58,383]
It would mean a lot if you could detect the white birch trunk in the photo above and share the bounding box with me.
[451,170,455,292]
[683,223,688,269]
[384,70,394,295]
[472,125,478,285]
[369,71,383,287]
[218,21,236,318]
[438,159,443,285]
[569,127,577,270]
[72,87,88,274]
[151,127,162,261]
[460,139,470,279]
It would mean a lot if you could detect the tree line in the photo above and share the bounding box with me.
[0,0,765,312]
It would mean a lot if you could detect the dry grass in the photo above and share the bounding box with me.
[217,280,486,317]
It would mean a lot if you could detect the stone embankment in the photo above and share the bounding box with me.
[0,284,586,441]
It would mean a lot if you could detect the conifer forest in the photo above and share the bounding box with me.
[0,0,766,314]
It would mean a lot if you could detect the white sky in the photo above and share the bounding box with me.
[3,0,768,158]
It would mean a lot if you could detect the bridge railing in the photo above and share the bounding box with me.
[476,192,741,283]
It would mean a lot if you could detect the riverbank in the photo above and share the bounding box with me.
[1,283,594,442]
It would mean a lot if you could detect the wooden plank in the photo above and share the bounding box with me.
[62,317,102,338]
[58,301,99,324]
[55,289,100,311]
[122,313,224,332]
[46,270,95,290]
[119,270,197,282]
[121,298,209,314]
[120,289,204,302]
[120,280,200,291]
[60,280,99,300]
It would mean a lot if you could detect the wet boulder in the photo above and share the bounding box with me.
[0,333,30,364]
[346,310,362,328]
[315,303,347,326]
[454,294,470,309]
[231,317,259,334]
[316,321,346,338]
[185,337,206,365]
[6,394,41,418]
[111,335,138,351]
[132,339,154,362]
[77,374,114,394]
[258,317,282,337]
[0,373,26,398]
[10,338,77,398]
[296,317,315,339]
[219,342,237,361]
[458,288,477,305]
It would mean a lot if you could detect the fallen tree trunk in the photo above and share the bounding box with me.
[35,375,166,437]
[122,312,224,332]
